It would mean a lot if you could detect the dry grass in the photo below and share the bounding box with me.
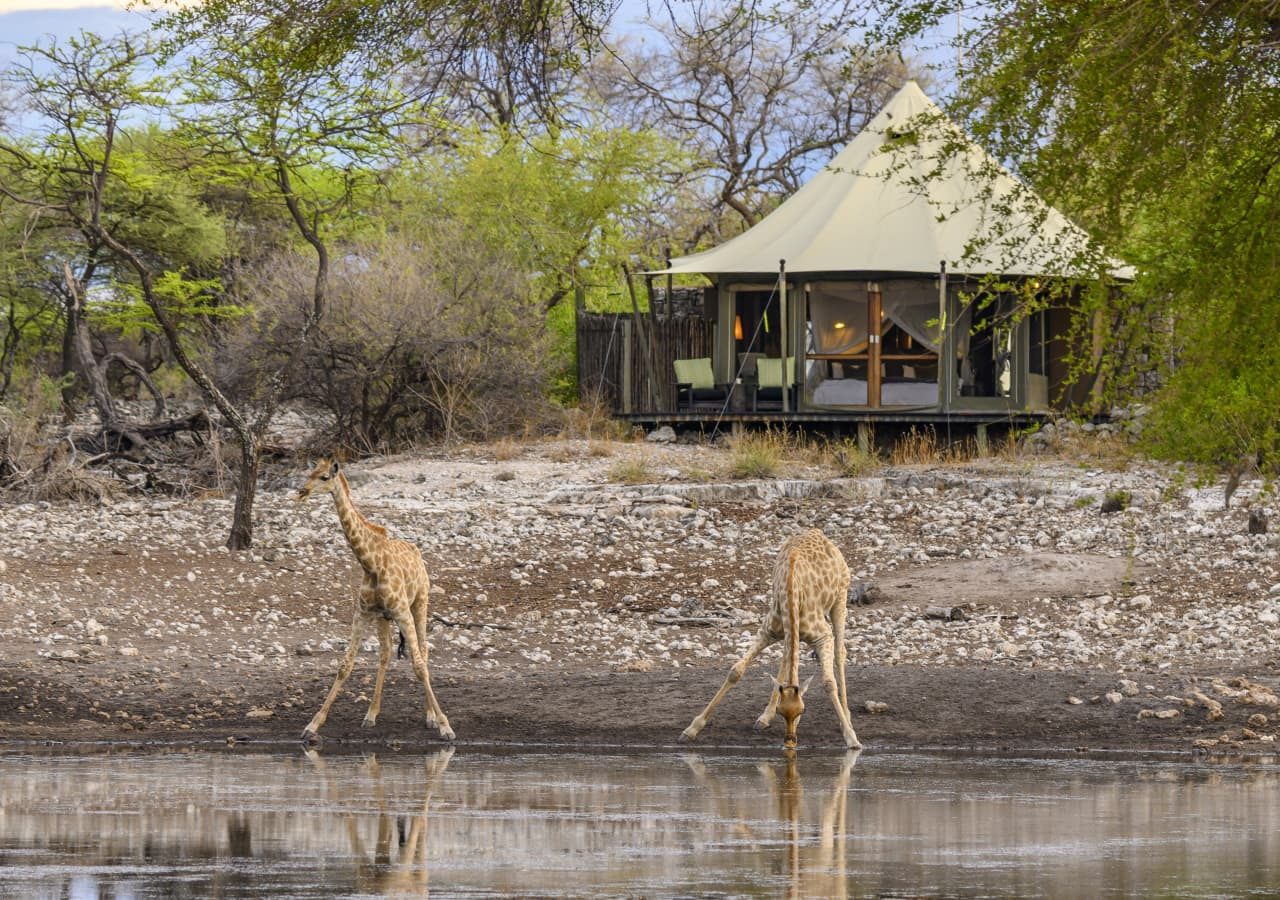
[888,428,987,466]
[827,438,879,476]
[887,428,945,465]
[586,440,615,458]
[546,443,581,463]
[491,438,525,462]
[728,429,795,479]
[1067,431,1137,471]
[560,392,633,441]
[607,455,654,484]
[1,377,121,503]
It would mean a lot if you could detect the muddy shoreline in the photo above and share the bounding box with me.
[2,440,1279,757]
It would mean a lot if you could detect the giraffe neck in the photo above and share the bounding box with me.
[330,473,384,569]
[786,553,800,685]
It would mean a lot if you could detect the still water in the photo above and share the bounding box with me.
[0,748,1276,897]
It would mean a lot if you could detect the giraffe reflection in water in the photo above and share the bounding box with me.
[684,750,861,898]
[305,747,454,895]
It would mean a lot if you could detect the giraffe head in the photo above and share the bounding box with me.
[297,458,342,501]
[771,675,814,749]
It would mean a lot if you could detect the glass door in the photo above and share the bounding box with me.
[806,281,941,408]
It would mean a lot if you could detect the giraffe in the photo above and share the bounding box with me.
[681,528,860,750]
[296,458,453,744]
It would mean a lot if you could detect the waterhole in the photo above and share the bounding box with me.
[0,749,1276,897]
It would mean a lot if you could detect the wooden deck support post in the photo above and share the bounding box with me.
[857,421,873,455]
[975,423,990,456]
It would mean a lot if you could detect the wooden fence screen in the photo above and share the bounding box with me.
[577,313,713,414]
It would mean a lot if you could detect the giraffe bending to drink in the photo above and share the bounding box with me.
[296,458,453,744]
[681,528,860,750]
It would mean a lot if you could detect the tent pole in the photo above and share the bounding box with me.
[779,259,789,413]
[939,260,949,412]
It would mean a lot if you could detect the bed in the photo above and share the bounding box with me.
[810,377,939,407]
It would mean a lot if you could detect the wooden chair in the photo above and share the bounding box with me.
[756,357,797,410]
[674,357,728,411]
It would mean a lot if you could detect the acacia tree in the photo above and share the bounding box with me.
[160,0,614,123]
[0,34,225,454]
[871,1,1280,470]
[592,0,916,247]
[171,25,424,548]
[237,227,552,449]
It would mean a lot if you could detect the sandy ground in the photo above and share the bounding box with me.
[2,436,1279,756]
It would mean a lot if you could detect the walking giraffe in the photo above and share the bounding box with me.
[681,528,860,749]
[296,458,453,744]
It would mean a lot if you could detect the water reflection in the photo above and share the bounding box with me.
[305,748,453,895]
[685,749,860,899]
[0,749,1277,896]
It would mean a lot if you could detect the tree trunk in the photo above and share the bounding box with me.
[228,436,260,550]
[59,299,79,419]
[63,263,149,457]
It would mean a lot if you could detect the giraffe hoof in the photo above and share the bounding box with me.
[361,715,377,728]
[678,728,696,743]
[301,729,320,748]
[439,725,456,742]
[753,718,771,732]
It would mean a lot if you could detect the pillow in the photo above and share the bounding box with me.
[673,357,715,389]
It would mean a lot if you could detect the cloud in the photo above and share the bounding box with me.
[0,1,126,11]
[0,0,195,12]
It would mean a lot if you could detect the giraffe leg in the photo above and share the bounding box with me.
[363,618,394,728]
[831,602,851,716]
[397,611,453,741]
[412,589,437,727]
[304,612,372,744]
[413,591,430,671]
[754,651,791,730]
[681,627,777,742]
[816,638,860,749]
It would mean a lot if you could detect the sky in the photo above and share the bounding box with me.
[0,1,958,86]
[1,3,147,61]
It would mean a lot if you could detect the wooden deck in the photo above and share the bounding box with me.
[619,406,1049,448]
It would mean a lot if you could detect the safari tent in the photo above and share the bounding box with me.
[577,80,1127,436]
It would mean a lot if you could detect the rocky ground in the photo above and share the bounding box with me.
[2,430,1278,756]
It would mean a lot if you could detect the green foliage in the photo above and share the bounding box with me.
[383,124,683,402]
[871,1,1280,473]
[102,271,243,339]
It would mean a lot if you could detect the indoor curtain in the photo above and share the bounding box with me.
[808,283,869,354]
[881,280,942,353]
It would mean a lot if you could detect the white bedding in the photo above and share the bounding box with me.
[811,378,938,407]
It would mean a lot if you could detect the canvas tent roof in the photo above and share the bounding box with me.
[660,80,1130,279]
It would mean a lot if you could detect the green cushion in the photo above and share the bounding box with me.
[673,357,715,390]
[757,357,796,388]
